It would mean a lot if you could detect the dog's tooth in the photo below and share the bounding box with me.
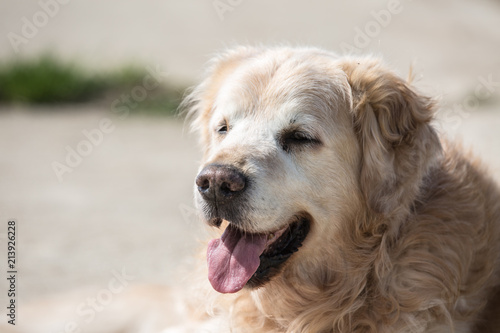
[268,233,274,240]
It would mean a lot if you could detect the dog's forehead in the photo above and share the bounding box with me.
[212,55,343,128]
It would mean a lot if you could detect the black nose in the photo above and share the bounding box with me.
[196,164,247,202]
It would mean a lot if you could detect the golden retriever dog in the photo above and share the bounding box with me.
[2,47,499,333]
[181,46,500,333]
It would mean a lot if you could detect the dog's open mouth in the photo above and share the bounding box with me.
[206,215,310,294]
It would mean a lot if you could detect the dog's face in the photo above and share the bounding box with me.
[185,47,439,294]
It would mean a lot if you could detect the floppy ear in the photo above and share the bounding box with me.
[341,58,441,216]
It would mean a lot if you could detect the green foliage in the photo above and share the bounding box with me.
[0,55,106,104]
[0,55,182,115]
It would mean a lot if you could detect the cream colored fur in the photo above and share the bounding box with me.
[182,46,500,333]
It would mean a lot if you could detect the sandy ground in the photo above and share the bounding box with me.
[0,107,206,299]
[0,0,500,331]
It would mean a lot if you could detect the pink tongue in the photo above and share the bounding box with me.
[207,225,267,293]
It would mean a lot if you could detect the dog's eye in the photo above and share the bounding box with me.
[280,130,320,152]
[290,131,310,142]
[216,122,228,135]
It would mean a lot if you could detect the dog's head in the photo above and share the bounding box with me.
[183,47,440,294]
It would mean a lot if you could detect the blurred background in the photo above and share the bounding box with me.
[0,0,499,331]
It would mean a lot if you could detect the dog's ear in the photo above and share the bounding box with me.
[341,58,441,216]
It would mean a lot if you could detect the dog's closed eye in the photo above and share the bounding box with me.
[216,120,228,135]
[280,129,321,153]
